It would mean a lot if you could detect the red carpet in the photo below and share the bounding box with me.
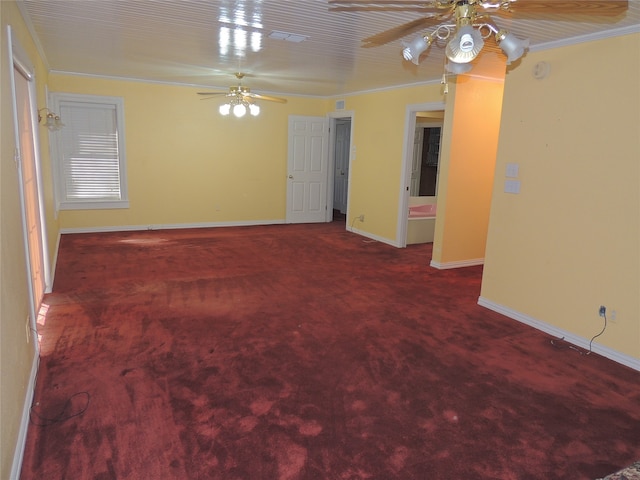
[21,222,640,479]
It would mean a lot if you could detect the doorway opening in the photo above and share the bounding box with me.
[328,113,353,225]
[397,102,446,247]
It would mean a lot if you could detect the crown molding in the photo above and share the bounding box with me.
[530,23,640,53]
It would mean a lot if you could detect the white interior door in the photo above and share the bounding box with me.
[8,26,50,333]
[286,116,329,223]
[333,119,351,214]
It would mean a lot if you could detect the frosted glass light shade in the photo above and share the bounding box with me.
[445,25,484,64]
[233,104,247,117]
[44,114,57,129]
[445,61,473,74]
[498,31,530,65]
[219,103,231,116]
[401,35,431,65]
[249,104,260,116]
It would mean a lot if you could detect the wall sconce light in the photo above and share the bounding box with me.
[38,108,65,131]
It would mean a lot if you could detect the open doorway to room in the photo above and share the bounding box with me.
[397,102,446,247]
[328,112,353,225]
[407,117,443,245]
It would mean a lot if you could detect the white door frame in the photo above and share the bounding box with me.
[327,111,354,223]
[396,101,446,247]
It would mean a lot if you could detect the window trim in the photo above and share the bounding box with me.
[49,93,129,211]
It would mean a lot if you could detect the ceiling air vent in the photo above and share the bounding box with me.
[268,31,308,43]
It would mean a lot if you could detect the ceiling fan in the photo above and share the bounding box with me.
[198,73,287,117]
[329,0,629,74]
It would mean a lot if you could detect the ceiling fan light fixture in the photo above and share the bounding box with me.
[233,103,247,118]
[496,29,530,65]
[401,34,432,65]
[202,72,285,118]
[445,60,473,75]
[445,25,484,64]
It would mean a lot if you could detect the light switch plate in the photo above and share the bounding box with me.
[505,180,521,194]
[506,163,519,178]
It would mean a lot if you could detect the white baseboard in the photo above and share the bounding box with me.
[478,296,640,372]
[430,258,484,269]
[11,346,39,479]
[348,227,399,248]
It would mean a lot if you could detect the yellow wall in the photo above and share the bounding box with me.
[0,2,50,478]
[1,70,444,474]
[481,34,640,360]
[4,10,639,475]
[49,76,445,244]
[432,52,505,266]
[48,75,328,230]
[342,84,445,241]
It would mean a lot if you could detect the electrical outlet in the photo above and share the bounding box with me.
[358,214,365,222]
[610,309,617,322]
[598,305,606,317]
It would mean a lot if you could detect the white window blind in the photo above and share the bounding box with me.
[51,94,128,210]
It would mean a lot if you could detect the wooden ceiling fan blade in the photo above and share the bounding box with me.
[197,72,286,105]
[331,6,447,12]
[199,96,230,101]
[245,93,287,104]
[329,0,449,13]
[329,0,444,5]
[493,0,628,17]
[362,14,452,47]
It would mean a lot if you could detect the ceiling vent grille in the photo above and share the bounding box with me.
[268,31,308,42]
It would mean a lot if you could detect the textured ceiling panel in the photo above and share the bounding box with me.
[18,0,640,97]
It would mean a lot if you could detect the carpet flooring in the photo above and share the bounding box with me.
[21,222,640,479]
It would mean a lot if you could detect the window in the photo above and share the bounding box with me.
[50,93,128,210]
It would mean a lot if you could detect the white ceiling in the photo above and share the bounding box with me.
[17,0,640,97]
